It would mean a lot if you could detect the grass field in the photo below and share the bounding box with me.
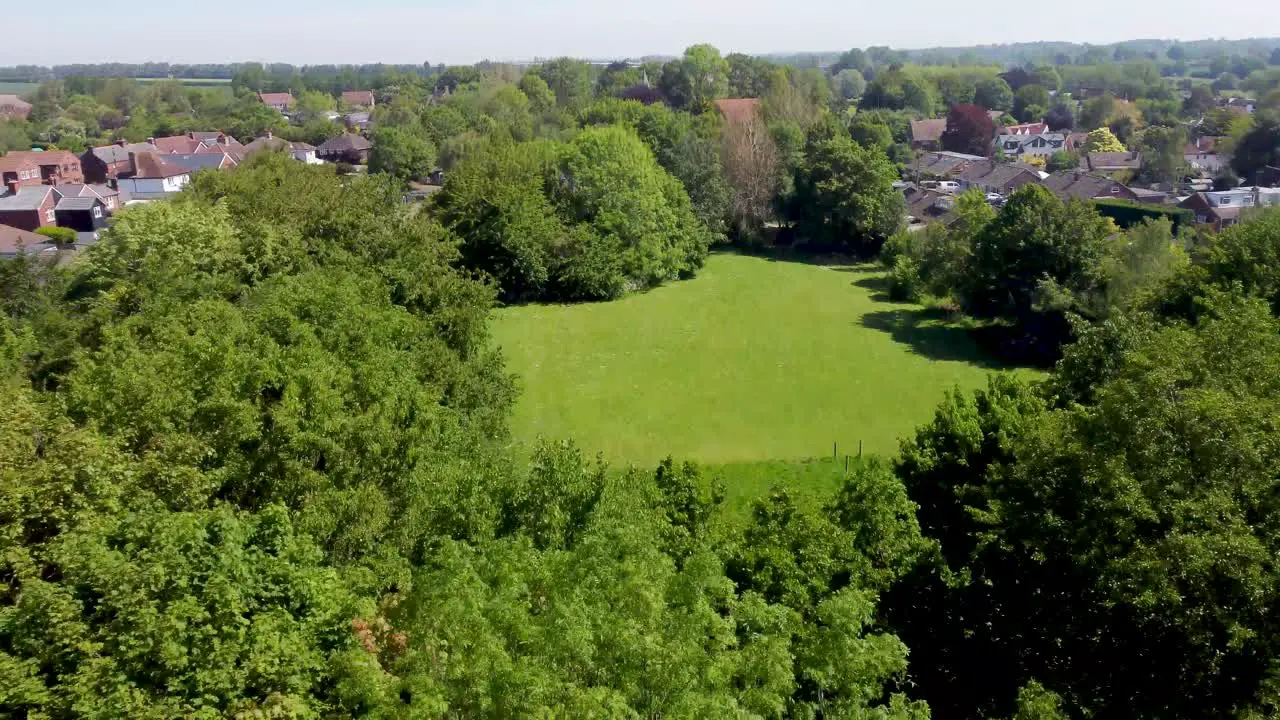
[492,252,1034,467]
[0,82,39,95]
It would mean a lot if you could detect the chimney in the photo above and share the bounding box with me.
[146,138,155,146]
[265,131,273,140]
[116,138,127,147]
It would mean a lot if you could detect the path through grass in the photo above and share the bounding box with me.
[493,253,1032,466]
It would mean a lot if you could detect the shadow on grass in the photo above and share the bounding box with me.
[861,307,1012,370]
[848,274,902,304]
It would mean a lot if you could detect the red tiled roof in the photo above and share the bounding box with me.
[1002,122,1050,136]
[0,155,39,173]
[5,150,79,167]
[153,135,200,154]
[341,90,375,105]
[259,92,295,107]
[131,152,190,179]
[714,98,762,126]
[910,118,948,144]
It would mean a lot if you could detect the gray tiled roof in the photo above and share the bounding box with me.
[163,153,228,171]
[0,186,51,210]
[55,196,101,211]
[90,142,156,164]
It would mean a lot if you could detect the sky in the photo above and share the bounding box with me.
[3,0,1279,66]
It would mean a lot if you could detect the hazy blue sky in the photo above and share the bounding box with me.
[4,0,1278,65]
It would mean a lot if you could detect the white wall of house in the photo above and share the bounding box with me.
[296,150,323,165]
[118,174,191,196]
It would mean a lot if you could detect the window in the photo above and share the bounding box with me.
[92,206,102,218]
[1110,187,1120,194]
[1220,197,1232,205]
[44,209,54,223]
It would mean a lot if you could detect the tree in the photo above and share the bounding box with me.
[941,104,996,156]
[1080,93,1117,131]
[721,108,780,241]
[965,184,1113,357]
[830,47,868,75]
[727,53,776,98]
[517,73,555,113]
[786,123,904,256]
[862,67,937,116]
[832,68,867,102]
[1231,116,1280,182]
[974,77,1015,112]
[1013,84,1050,122]
[1083,126,1126,153]
[534,57,594,109]
[1212,72,1239,93]
[1134,125,1188,187]
[658,44,730,112]
[1046,150,1079,173]
[1184,85,1216,116]
[368,125,437,183]
[1043,102,1075,131]
[848,113,894,149]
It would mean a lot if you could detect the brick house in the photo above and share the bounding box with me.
[317,133,372,164]
[81,141,158,184]
[116,152,191,200]
[2,150,84,185]
[54,183,121,213]
[340,90,376,109]
[0,186,57,231]
[0,156,43,194]
[958,161,1044,195]
[259,92,296,112]
[0,95,32,121]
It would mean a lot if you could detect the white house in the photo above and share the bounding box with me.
[993,133,1068,160]
[243,134,324,165]
[116,152,190,200]
[1200,187,1280,209]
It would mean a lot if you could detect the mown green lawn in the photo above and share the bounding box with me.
[492,252,1033,467]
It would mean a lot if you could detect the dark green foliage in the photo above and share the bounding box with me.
[786,123,904,256]
[1092,198,1194,229]
[368,125,437,183]
[1231,115,1280,182]
[435,125,711,303]
[965,185,1113,360]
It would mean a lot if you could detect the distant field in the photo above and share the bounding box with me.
[0,82,39,95]
[492,253,1036,468]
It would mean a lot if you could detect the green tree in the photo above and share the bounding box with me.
[832,68,868,102]
[659,44,730,112]
[1083,126,1126,153]
[974,77,1015,112]
[786,123,904,256]
[1013,84,1050,122]
[966,184,1113,358]
[534,57,594,109]
[368,125,437,183]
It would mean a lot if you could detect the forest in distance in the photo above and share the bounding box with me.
[4,33,1280,720]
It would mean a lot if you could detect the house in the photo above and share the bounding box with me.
[81,133,243,184]
[1043,171,1145,203]
[0,223,56,258]
[910,119,947,151]
[0,95,32,121]
[1001,122,1050,136]
[317,133,372,164]
[259,92,296,112]
[957,161,1044,195]
[903,186,957,228]
[344,111,372,131]
[993,133,1068,160]
[163,152,239,174]
[116,152,191,200]
[1184,137,1227,177]
[340,90,376,109]
[53,195,107,233]
[81,141,157,184]
[1177,189,1280,230]
[243,134,322,164]
[0,186,56,231]
[0,156,42,194]
[54,183,122,213]
[911,151,986,179]
[1,150,84,185]
[1083,151,1143,175]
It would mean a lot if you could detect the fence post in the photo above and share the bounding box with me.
[833,442,837,460]
[859,440,863,459]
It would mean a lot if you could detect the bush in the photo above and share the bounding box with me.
[1092,198,1194,230]
[34,226,76,244]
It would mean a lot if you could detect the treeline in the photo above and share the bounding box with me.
[0,62,434,86]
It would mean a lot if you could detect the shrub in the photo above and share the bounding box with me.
[34,226,76,244]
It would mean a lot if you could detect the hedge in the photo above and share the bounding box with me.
[34,226,77,244]
[1092,199,1195,231]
